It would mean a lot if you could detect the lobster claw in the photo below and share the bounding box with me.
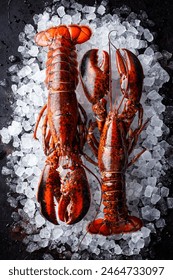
[37,164,61,225]
[80,49,109,104]
[116,49,144,102]
[58,166,90,224]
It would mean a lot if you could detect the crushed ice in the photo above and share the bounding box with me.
[0,0,172,259]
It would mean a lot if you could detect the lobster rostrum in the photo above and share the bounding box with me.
[80,42,146,235]
[34,25,92,225]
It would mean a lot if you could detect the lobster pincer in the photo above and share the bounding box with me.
[37,153,90,225]
[80,49,109,132]
[116,49,144,130]
[58,165,90,224]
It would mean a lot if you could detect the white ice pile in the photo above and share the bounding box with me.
[0,0,172,259]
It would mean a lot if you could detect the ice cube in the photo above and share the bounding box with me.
[35,214,45,227]
[18,66,32,78]
[97,5,106,15]
[151,194,161,204]
[144,185,153,197]
[28,46,39,57]
[144,29,154,42]
[167,198,173,208]
[57,6,65,17]
[62,15,72,25]
[8,121,23,136]
[52,227,64,240]
[40,227,51,239]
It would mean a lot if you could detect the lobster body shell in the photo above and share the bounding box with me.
[34,25,92,225]
[98,113,128,173]
[80,47,144,235]
[47,91,78,151]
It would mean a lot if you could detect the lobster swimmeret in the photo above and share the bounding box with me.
[34,25,92,225]
[80,46,147,235]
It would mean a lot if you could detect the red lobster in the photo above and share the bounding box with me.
[80,45,147,235]
[34,25,92,225]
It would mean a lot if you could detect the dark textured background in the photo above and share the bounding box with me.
[0,0,173,260]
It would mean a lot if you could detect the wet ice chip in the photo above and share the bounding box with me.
[52,227,64,240]
[141,150,152,160]
[25,188,35,199]
[161,187,169,197]
[113,244,122,254]
[31,69,46,83]
[151,115,163,127]
[18,66,32,78]
[15,166,25,177]
[97,5,106,15]
[148,177,157,187]
[43,253,54,260]
[1,166,12,176]
[57,6,65,17]
[24,24,35,35]
[40,227,51,239]
[62,15,72,25]
[144,76,155,86]
[26,154,38,166]
[151,194,161,204]
[26,242,39,253]
[144,29,154,42]
[28,46,39,57]
[8,121,23,136]
[0,127,11,143]
[167,198,173,208]
[131,231,142,243]
[24,199,35,212]
[21,135,33,150]
[72,12,81,24]
[141,227,151,238]
[83,5,96,13]
[144,185,153,197]
[117,25,126,36]
[51,15,61,26]
[136,238,145,249]
[35,214,45,227]
[86,13,96,20]
[141,206,160,221]
[155,218,166,228]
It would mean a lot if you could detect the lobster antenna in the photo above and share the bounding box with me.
[108,34,113,112]
[108,30,118,112]
[77,188,102,250]
[108,30,118,51]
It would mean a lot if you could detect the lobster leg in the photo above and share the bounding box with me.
[44,129,52,155]
[87,120,99,158]
[77,107,87,151]
[33,104,47,140]
[127,148,146,167]
[128,118,149,156]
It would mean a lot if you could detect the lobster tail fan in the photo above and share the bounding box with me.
[69,25,92,44]
[35,30,53,46]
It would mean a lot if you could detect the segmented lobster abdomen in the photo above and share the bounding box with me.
[46,44,79,92]
[101,173,128,223]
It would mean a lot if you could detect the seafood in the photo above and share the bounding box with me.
[80,45,147,235]
[34,25,92,225]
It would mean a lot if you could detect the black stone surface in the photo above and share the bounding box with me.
[0,0,173,260]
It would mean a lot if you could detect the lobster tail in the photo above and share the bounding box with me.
[35,25,92,47]
[68,25,92,44]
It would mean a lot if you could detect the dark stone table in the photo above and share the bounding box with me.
[0,0,173,259]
